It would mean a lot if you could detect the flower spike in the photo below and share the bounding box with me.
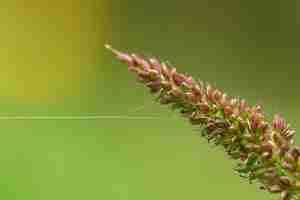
[106,45,300,200]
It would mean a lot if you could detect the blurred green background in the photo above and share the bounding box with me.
[1,1,300,199]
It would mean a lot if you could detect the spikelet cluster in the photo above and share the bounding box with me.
[106,44,300,200]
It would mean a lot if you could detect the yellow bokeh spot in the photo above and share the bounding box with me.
[0,1,105,103]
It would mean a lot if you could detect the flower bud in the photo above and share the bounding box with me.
[262,151,272,160]
[283,129,295,141]
[280,191,290,200]
[214,119,229,128]
[254,104,263,113]
[212,89,222,103]
[148,69,160,81]
[273,114,286,130]
[159,95,173,104]
[279,176,293,187]
[239,99,248,113]
[272,133,284,148]
[224,105,233,117]
[131,54,151,70]
[250,114,260,130]
[206,84,214,101]
[161,63,171,79]
[105,44,135,66]
[169,87,182,98]
[198,103,210,113]
[220,93,229,107]
[245,143,260,152]
[282,160,295,172]
[172,70,186,86]
[191,84,202,97]
[137,71,150,83]
[268,185,282,193]
[230,98,239,107]
[261,141,274,152]
[149,58,162,72]
[189,112,207,125]
[146,80,161,93]
[185,76,195,87]
[290,147,300,161]
[261,142,274,159]
[185,92,197,103]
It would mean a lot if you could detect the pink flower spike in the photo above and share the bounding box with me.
[107,45,300,200]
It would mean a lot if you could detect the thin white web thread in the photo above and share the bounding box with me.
[0,100,176,120]
[0,115,173,120]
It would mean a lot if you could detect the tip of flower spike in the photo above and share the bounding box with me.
[105,44,134,66]
[104,44,119,55]
[104,44,111,49]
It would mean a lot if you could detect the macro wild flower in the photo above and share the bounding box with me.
[105,44,300,200]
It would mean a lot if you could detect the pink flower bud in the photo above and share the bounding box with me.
[185,92,197,103]
[171,69,186,86]
[146,80,161,93]
[220,93,229,107]
[239,99,248,113]
[185,76,195,86]
[105,44,135,67]
[149,58,162,72]
[273,114,286,130]
[131,54,151,70]
[198,102,210,113]
[161,63,171,79]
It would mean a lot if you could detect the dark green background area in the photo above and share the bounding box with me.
[1,1,300,199]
